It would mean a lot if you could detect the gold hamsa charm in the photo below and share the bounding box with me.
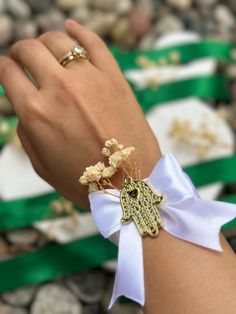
[120,177,164,237]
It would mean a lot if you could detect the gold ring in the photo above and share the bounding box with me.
[58,45,89,67]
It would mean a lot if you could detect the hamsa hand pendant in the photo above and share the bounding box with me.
[120,177,164,237]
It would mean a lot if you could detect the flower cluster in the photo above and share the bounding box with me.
[79,138,135,193]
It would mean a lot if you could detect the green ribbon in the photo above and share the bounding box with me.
[0,235,117,293]
[132,75,229,113]
[111,41,236,71]
[184,154,236,188]
[0,192,66,230]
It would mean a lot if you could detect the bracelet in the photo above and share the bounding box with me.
[79,139,236,308]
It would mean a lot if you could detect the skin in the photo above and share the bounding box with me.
[0,19,235,314]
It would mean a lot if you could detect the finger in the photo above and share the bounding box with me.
[38,31,93,70]
[65,19,122,75]
[0,56,38,118]
[10,39,62,87]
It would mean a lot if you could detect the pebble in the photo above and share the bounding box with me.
[89,0,119,11]
[201,19,218,36]
[86,11,118,36]
[154,14,184,35]
[0,0,6,14]
[0,236,9,260]
[6,228,39,245]
[36,9,65,32]
[6,0,31,20]
[166,0,192,10]
[136,0,155,18]
[214,5,235,29]
[226,0,236,15]
[83,303,102,314]
[14,20,38,40]
[69,6,91,25]
[116,0,133,14]
[130,9,151,37]
[194,0,218,7]
[102,282,141,314]
[31,284,82,314]
[0,14,14,47]
[111,18,137,47]
[138,32,158,49]
[27,0,53,13]
[66,270,106,304]
[2,286,37,307]
[102,260,117,273]
[0,304,27,314]
[8,243,34,255]
[177,9,203,33]
[56,0,87,11]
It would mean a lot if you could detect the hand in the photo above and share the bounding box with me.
[0,20,161,208]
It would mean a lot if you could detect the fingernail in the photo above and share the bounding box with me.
[65,19,77,27]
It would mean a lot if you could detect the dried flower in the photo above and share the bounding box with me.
[79,139,136,194]
[109,146,135,168]
[105,138,118,148]
[79,175,88,185]
[102,166,117,178]
[117,144,124,150]
[88,182,99,193]
[80,161,106,184]
[101,147,111,157]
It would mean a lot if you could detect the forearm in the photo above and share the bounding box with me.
[143,231,236,314]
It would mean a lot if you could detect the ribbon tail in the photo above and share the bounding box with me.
[161,197,236,252]
[109,222,144,309]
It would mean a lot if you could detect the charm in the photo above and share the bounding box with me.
[120,177,164,237]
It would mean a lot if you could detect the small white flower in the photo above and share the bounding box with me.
[102,166,117,178]
[117,144,124,150]
[82,161,106,183]
[79,175,88,185]
[105,138,118,148]
[108,146,135,168]
[101,147,111,157]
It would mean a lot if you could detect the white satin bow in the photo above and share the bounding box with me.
[89,153,236,308]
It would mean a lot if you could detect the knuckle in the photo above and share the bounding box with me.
[11,39,39,55]
[39,31,66,43]
[0,57,15,76]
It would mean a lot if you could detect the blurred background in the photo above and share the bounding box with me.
[0,0,236,313]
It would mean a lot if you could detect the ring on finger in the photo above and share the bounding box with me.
[58,44,89,67]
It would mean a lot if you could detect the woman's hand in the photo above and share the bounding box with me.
[0,20,161,208]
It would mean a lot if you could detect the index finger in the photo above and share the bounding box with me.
[0,56,38,119]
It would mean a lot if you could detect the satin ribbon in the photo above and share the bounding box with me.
[89,153,236,308]
[132,75,229,113]
[111,41,236,71]
[0,234,117,293]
